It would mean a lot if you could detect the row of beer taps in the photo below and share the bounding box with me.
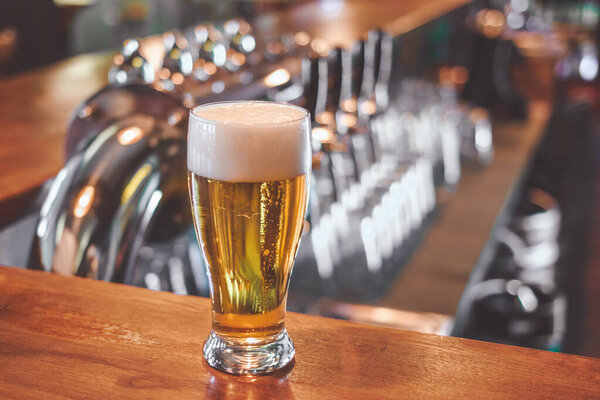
[30,17,494,307]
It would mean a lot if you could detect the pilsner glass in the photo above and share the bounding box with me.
[187,101,311,375]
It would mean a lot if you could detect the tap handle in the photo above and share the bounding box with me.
[375,31,393,109]
[349,39,365,100]
[108,38,154,85]
[301,55,320,120]
[324,47,343,114]
[360,30,381,100]
[159,31,194,90]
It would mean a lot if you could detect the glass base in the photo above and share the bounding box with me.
[203,329,295,375]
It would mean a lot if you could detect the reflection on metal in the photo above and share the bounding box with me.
[359,100,376,116]
[117,126,144,146]
[108,39,154,85]
[310,38,329,56]
[65,84,186,158]
[340,98,357,113]
[294,31,311,47]
[315,111,335,126]
[454,186,564,351]
[263,68,291,87]
[312,127,336,143]
[73,185,95,218]
[121,163,152,204]
[338,112,357,128]
[476,9,505,38]
[31,84,189,285]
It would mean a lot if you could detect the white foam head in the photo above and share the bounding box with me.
[188,101,310,182]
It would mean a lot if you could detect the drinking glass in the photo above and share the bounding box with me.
[187,100,311,375]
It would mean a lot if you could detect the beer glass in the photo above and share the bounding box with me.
[187,101,311,375]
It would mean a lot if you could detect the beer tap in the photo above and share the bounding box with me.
[338,38,382,181]
[190,24,222,82]
[313,46,362,196]
[222,18,256,72]
[302,55,337,220]
[158,31,194,92]
[108,38,154,85]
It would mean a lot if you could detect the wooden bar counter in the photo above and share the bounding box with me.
[0,266,599,399]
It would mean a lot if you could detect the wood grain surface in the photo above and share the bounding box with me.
[0,266,599,399]
[0,53,112,226]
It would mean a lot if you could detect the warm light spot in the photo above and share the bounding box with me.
[310,38,329,56]
[131,56,143,68]
[529,189,556,211]
[230,52,246,66]
[315,111,335,126]
[312,126,336,143]
[171,72,184,85]
[439,66,451,85]
[169,48,181,60]
[183,95,195,109]
[339,113,357,128]
[113,54,124,66]
[175,36,188,49]
[78,105,93,119]
[302,220,311,235]
[85,245,99,279]
[312,152,323,169]
[294,31,311,46]
[238,20,251,35]
[484,9,504,26]
[203,62,217,75]
[194,58,205,68]
[477,9,505,38]
[263,68,291,87]
[118,126,144,146]
[168,110,185,126]
[121,163,152,204]
[138,37,163,72]
[450,66,469,84]
[266,42,284,55]
[330,140,348,152]
[340,98,357,113]
[359,100,377,115]
[54,0,93,5]
[469,107,489,124]
[159,67,171,80]
[74,185,95,218]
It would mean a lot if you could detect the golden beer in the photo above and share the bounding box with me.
[188,173,308,341]
[187,100,310,375]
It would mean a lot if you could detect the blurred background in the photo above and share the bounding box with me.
[1,0,600,362]
[0,0,288,76]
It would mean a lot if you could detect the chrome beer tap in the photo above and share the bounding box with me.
[108,38,155,85]
[158,31,194,92]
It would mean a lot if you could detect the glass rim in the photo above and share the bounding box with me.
[189,100,310,127]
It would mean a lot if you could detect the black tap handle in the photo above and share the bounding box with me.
[300,55,320,120]
[325,47,343,114]
[350,39,365,100]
